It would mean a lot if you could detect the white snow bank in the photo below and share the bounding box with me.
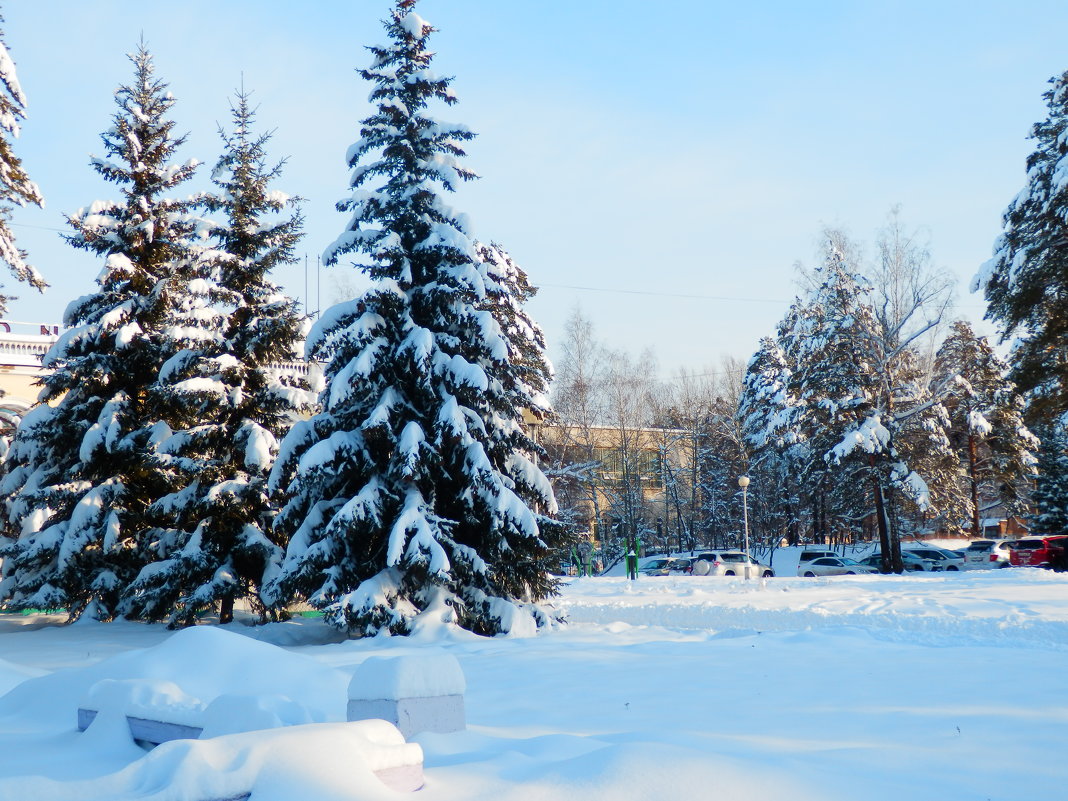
[0,720,422,801]
[0,623,348,734]
[200,693,316,738]
[0,656,43,697]
[2,571,1067,801]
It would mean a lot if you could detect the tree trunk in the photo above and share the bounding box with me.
[968,432,981,536]
[220,595,235,625]
[871,455,902,572]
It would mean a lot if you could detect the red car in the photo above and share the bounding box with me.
[1009,535,1068,570]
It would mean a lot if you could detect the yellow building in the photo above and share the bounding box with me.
[0,322,59,433]
[527,417,681,551]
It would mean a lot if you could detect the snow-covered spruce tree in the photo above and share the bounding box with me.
[933,321,1037,536]
[0,45,203,620]
[781,256,884,549]
[974,70,1068,426]
[738,334,806,545]
[783,249,955,570]
[0,10,46,312]
[121,91,312,626]
[267,1,568,636]
[1030,422,1068,533]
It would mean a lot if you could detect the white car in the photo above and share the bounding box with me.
[861,552,936,572]
[904,546,965,571]
[961,539,1016,569]
[798,549,839,564]
[797,557,879,577]
[691,550,774,578]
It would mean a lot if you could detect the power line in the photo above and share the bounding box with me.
[539,280,992,313]
[539,282,790,304]
[9,221,66,233]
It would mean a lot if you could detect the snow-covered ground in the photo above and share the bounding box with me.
[1,568,1066,801]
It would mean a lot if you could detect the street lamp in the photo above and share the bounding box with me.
[738,475,751,580]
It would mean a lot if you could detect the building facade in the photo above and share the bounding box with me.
[0,322,59,434]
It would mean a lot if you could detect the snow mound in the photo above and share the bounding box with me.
[0,624,348,731]
[348,651,465,700]
[0,656,44,697]
[81,677,204,726]
[201,693,317,738]
[1,720,421,801]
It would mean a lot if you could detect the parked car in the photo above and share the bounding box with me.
[961,539,1016,569]
[797,557,879,577]
[858,552,933,572]
[903,547,965,571]
[638,557,693,576]
[691,550,774,578]
[637,558,674,576]
[1009,536,1068,570]
[798,549,839,565]
[668,557,695,575]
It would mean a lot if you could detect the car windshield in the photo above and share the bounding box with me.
[1015,540,1042,549]
[966,542,994,551]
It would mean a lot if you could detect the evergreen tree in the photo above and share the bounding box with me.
[975,70,1068,425]
[267,1,567,636]
[1030,422,1068,533]
[738,335,806,545]
[933,321,1037,535]
[785,252,887,551]
[121,91,312,625]
[0,10,46,310]
[778,249,955,570]
[0,45,202,620]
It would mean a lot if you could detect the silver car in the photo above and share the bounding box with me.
[903,547,965,571]
[638,557,691,576]
[691,550,774,578]
[862,551,936,571]
[798,557,879,577]
[961,539,1016,569]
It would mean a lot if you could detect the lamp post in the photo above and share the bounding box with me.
[738,475,751,580]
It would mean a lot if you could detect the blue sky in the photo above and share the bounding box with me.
[5,1,1068,374]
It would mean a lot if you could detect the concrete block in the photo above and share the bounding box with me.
[347,652,466,738]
